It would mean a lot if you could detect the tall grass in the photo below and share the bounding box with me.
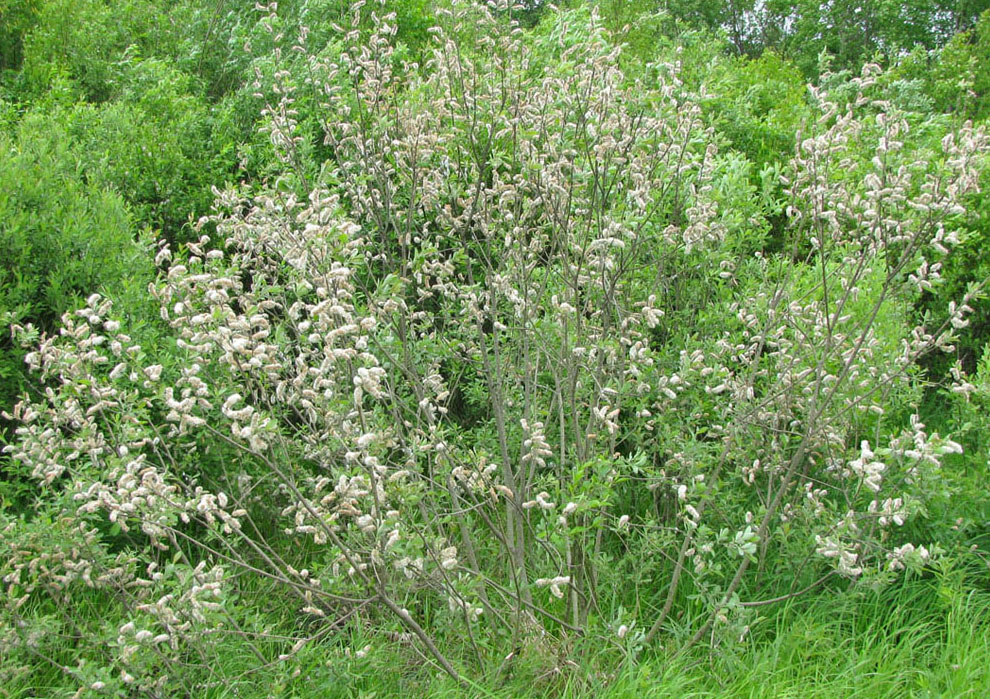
[163,566,989,698]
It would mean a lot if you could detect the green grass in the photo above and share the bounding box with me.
[189,568,988,698]
[693,584,990,698]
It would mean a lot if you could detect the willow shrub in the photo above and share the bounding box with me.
[3,2,988,692]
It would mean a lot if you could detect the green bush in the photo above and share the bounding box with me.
[54,57,237,241]
[17,0,122,102]
[893,8,990,121]
[0,0,42,73]
[0,122,148,421]
[703,51,811,173]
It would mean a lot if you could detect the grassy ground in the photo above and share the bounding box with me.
[213,566,986,698]
[9,568,987,697]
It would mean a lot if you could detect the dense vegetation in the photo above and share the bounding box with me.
[2,1,990,696]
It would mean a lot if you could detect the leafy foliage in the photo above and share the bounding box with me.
[0,122,148,431]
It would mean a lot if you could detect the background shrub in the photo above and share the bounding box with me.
[0,121,149,463]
